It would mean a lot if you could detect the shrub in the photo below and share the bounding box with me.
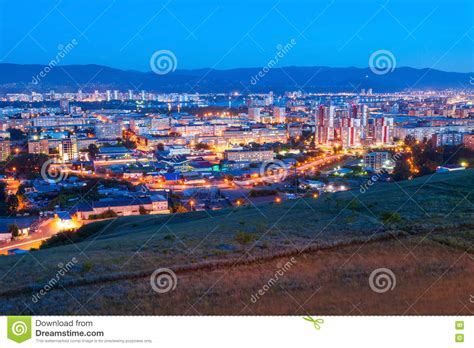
[82,261,93,272]
[8,224,20,238]
[88,209,118,220]
[234,231,256,245]
[139,206,148,215]
[163,234,176,242]
[379,211,403,225]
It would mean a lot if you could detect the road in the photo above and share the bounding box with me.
[233,154,344,186]
[0,218,63,255]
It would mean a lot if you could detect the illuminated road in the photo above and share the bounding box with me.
[0,218,69,255]
[232,154,343,186]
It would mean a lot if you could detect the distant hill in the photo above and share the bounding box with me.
[0,63,472,93]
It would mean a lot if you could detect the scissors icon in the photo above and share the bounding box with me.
[303,316,324,330]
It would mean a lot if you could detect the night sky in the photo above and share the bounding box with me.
[1,0,473,72]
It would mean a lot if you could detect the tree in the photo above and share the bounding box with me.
[173,204,188,213]
[7,128,27,141]
[122,139,137,149]
[6,194,19,214]
[392,155,411,181]
[8,224,20,238]
[139,205,148,215]
[194,142,210,150]
[88,144,99,159]
[5,154,49,177]
[0,182,7,215]
[404,135,417,147]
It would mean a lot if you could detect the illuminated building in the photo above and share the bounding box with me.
[273,107,286,123]
[363,152,393,171]
[28,137,49,154]
[59,135,78,162]
[224,149,274,163]
[95,122,123,140]
[0,138,10,161]
[463,133,474,150]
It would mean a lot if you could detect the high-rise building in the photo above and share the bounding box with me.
[59,99,70,114]
[248,107,262,122]
[28,137,49,155]
[273,107,286,123]
[363,152,393,171]
[95,123,123,140]
[59,135,78,162]
[372,117,394,145]
[0,138,11,161]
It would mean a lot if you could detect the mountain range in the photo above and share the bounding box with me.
[0,63,472,94]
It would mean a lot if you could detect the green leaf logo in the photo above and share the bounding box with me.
[7,316,32,343]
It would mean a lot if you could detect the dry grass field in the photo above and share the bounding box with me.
[0,170,472,315]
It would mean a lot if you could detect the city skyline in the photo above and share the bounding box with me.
[1,0,473,72]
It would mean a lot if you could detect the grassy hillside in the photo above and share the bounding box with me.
[0,170,472,314]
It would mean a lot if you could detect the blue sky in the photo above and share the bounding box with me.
[0,0,473,72]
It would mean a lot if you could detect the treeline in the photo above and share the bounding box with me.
[392,136,473,181]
